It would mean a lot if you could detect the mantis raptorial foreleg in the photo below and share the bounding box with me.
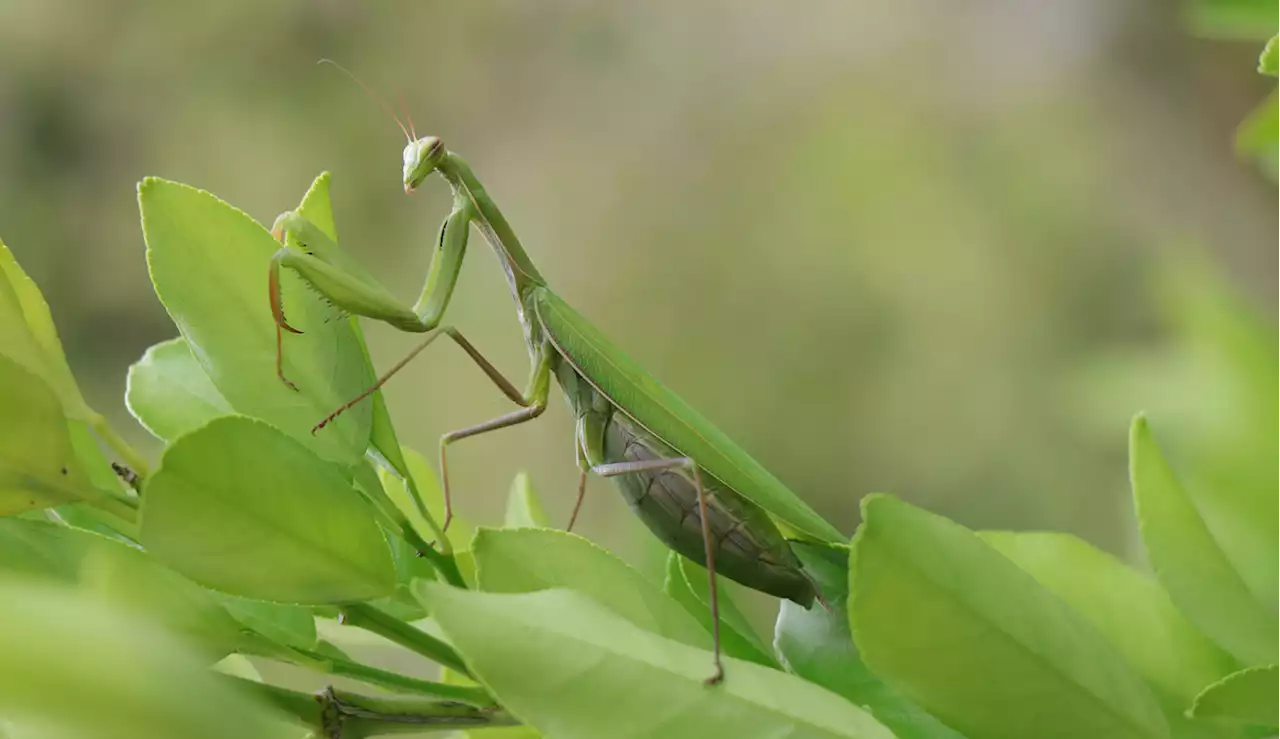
[269,196,473,389]
[270,195,546,532]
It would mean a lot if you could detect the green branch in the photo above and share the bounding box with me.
[338,603,471,678]
[90,412,151,480]
[227,678,515,738]
[295,647,493,705]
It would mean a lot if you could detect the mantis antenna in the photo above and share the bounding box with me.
[394,85,418,140]
[316,58,412,143]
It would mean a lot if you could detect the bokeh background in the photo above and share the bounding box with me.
[0,1,1274,584]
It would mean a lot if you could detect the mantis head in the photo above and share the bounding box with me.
[403,136,446,193]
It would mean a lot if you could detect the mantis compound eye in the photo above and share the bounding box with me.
[403,136,445,193]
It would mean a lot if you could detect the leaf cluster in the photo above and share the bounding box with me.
[0,169,1273,738]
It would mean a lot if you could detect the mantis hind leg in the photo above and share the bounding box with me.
[588,453,725,686]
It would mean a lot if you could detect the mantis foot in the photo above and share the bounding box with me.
[277,369,300,393]
[703,664,725,687]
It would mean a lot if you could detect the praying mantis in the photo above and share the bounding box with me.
[269,100,843,685]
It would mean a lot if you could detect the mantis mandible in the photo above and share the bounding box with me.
[269,96,843,684]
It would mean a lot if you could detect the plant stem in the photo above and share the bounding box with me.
[238,630,488,705]
[400,473,451,554]
[402,523,466,588]
[89,413,151,480]
[85,490,140,534]
[226,678,516,738]
[319,686,517,737]
[42,505,138,541]
[338,603,470,678]
[227,675,323,723]
[293,647,493,706]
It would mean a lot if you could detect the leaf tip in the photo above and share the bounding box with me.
[137,176,166,197]
[1259,35,1278,77]
[857,492,894,520]
[1128,412,1151,448]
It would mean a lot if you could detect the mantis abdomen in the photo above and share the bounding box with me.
[604,411,817,607]
[556,355,816,608]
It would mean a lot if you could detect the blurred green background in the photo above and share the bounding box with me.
[0,1,1274,570]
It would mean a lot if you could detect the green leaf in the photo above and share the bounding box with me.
[291,172,432,531]
[1184,0,1278,39]
[0,517,108,580]
[661,551,776,667]
[0,579,294,739]
[0,355,98,515]
[294,173,412,481]
[776,541,965,739]
[423,584,895,739]
[439,668,543,739]
[1130,416,1276,664]
[504,472,549,528]
[982,531,1239,705]
[350,455,411,535]
[1235,91,1278,172]
[295,171,338,238]
[1233,92,1280,155]
[1151,269,1278,612]
[126,337,233,442]
[981,533,1250,739]
[139,176,373,466]
[140,416,395,603]
[470,528,710,649]
[67,420,129,499]
[0,519,243,658]
[1189,665,1278,727]
[849,494,1169,739]
[1260,35,1279,75]
[217,594,317,651]
[212,653,263,681]
[0,237,90,421]
[672,554,779,668]
[378,446,470,547]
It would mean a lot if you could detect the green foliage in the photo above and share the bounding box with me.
[0,518,243,657]
[850,494,1169,739]
[139,176,374,466]
[1184,0,1276,39]
[0,579,295,739]
[0,356,98,515]
[140,416,395,603]
[1130,416,1276,665]
[0,238,92,422]
[470,527,712,650]
[504,471,549,528]
[1237,35,1280,174]
[980,531,1238,705]
[666,552,779,667]
[1259,36,1278,76]
[423,584,895,739]
[125,337,233,442]
[1190,665,1279,727]
[0,115,1274,736]
[775,542,965,739]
